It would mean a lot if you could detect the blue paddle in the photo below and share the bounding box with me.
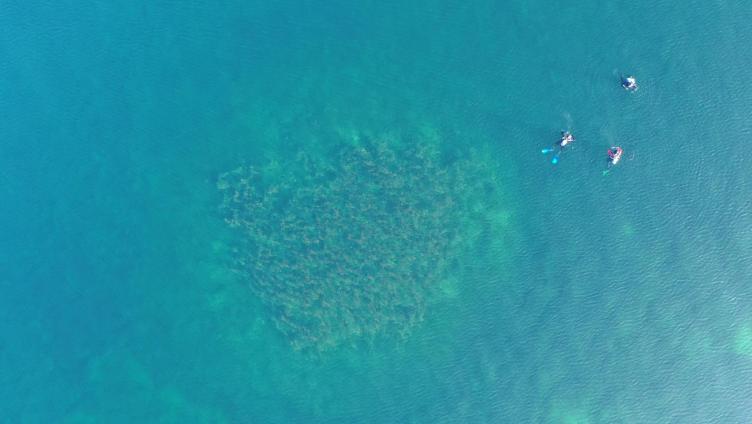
[541,148,555,154]
[552,154,559,164]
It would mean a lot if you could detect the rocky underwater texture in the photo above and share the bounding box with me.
[218,135,501,350]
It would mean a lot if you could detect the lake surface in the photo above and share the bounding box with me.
[2,1,752,422]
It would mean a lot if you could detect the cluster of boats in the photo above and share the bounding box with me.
[542,75,637,172]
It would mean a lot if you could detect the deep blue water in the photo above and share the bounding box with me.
[2,1,752,422]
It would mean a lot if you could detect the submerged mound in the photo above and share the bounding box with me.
[218,138,495,350]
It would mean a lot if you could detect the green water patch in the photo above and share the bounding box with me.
[63,350,228,424]
[620,222,635,238]
[546,399,608,424]
[734,324,752,356]
[217,133,510,351]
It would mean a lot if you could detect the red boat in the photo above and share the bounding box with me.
[608,147,623,165]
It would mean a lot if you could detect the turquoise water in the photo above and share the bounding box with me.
[2,0,752,422]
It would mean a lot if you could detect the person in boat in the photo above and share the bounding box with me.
[541,131,575,163]
[622,76,638,91]
[608,146,623,166]
[559,131,575,149]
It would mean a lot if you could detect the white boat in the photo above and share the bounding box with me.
[622,76,638,91]
[560,131,574,147]
[608,147,623,165]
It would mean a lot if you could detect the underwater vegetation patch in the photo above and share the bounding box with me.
[218,136,499,350]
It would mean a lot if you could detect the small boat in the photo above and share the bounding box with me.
[608,146,623,165]
[559,131,575,147]
[622,76,638,91]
